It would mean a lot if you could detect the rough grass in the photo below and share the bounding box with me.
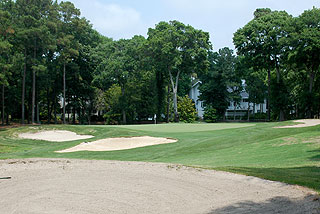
[0,121,319,192]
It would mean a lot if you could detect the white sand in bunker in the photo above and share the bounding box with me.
[56,136,177,153]
[0,159,319,214]
[275,119,320,128]
[19,130,94,142]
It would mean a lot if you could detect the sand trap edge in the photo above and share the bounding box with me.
[18,130,94,142]
[274,119,320,129]
[56,136,178,153]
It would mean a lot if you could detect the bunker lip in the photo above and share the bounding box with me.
[0,158,318,214]
[19,130,94,142]
[56,136,178,153]
[274,119,320,128]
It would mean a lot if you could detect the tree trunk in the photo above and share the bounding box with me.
[36,79,40,124]
[81,105,85,125]
[48,102,53,124]
[253,103,256,119]
[276,66,280,83]
[247,102,250,121]
[6,111,9,125]
[88,105,91,125]
[121,87,126,124]
[166,83,170,123]
[68,108,70,123]
[308,70,315,118]
[277,76,285,121]
[267,68,271,121]
[309,69,315,92]
[233,102,236,121]
[37,102,40,124]
[72,106,76,124]
[63,61,66,124]
[168,69,180,122]
[21,50,26,124]
[32,41,37,124]
[54,96,57,124]
[47,88,50,124]
[32,69,36,124]
[78,107,81,124]
[279,110,285,121]
[2,85,4,125]
[173,87,178,122]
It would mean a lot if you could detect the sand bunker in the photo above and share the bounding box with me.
[19,130,94,142]
[0,159,318,214]
[275,119,320,128]
[56,136,177,153]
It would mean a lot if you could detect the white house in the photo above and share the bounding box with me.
[189,81,204,118]
[189,80,267,119]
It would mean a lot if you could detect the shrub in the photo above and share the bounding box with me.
[103,112,121,125]
[203,106,218,123]
[177,95,197,123]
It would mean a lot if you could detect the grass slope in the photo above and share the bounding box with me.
[0,122,319,192]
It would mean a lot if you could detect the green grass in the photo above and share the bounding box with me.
[0,121,319,192]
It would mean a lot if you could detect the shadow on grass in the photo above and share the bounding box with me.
[207,195,320,214]
[309,149,320,161]
[0,127,7,132]
[217,166,320,193]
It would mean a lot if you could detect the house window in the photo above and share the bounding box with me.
[243,99,249,103]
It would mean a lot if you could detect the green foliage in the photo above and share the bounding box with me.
[177,95,196,123]
[1,0,320,125]
[103,112,121,125]
[288,7,320,117]
[199,48,239,118]
[93,36,158,123]
[148,20,211,122]
[254,112,268,120]
[104,84,121,113]
[103,84,122,125]
[270,74,291,120]
[237,56,267,105]
[233,8,294,120]
[203,106,218,123]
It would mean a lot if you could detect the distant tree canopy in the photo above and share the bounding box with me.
[147,20,211,122]
[0,1,319,125]
[232,7,320,120]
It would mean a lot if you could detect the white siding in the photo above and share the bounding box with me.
[189,82,204,118]
[189,80,267,119]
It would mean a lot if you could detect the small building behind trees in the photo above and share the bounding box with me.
[189,80,267,120]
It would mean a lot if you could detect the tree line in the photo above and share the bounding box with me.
[0,0,319,125]
[200,7,320,121]
[233,7,320,121]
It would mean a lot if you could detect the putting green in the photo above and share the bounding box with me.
[113,123,256,133]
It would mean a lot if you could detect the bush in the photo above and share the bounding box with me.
[103,112,121,125]
[203,106,218,123]
[253,112,267,120]
[177,95,196,123]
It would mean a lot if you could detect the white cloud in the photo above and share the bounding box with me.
[66,0,147,39]
[161,0,320,50]
[61,0,320,49]
[162,0,248,13]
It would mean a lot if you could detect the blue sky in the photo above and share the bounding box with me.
[65,0,320,50]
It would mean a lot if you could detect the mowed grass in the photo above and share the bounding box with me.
[0,121,319,192]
